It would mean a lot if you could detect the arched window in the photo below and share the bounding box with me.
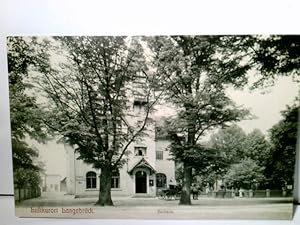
[86,171,97,189]
[111,170,120,189]
[156,173,167,188]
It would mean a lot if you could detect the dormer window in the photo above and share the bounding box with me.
[134,146,147,156]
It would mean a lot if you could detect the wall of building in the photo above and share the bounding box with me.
[45,175,61,192]
[64,136,176,197]
[65,147,134,197]
[60,178,67,192]
[65,144,75,195]
[74,152,100,197]
[155,139,176,188]
[115,168,133,196]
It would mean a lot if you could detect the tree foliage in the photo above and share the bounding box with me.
[34,36,159,205]
[7,37,46,190]
[224,158,265,189]
[243,129,271,167]
[205,125,271,189]
[251,36,300,77]
[14,167,43,189]
[222,35,300,188]
[8,37,48,143]
[209,124,247,166]
[207,110,296,190]
[223,35,300,87]
[146,36,251,204]
[265,103,298,188]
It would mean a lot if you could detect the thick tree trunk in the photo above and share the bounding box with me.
[95,167,113,206]
[180,102,195,205]
[179,162,192,205]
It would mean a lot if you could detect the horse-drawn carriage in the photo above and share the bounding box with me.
[158,184,201,200]
[158,185,181,200]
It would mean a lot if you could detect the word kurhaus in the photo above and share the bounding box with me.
[30,207,95,215]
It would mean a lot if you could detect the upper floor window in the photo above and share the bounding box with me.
[134,146,147,156]
[156,151,163,160]
[111,170,120,189]
[86,171,97,189]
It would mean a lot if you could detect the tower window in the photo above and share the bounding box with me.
[134,146,147,156]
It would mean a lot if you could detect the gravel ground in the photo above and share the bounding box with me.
[15,192,294,220]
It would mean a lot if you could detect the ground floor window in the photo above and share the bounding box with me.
[111,170,120,188]
[156,173,167,188]
[86,171,97,189]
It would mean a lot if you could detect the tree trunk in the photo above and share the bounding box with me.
[179,102,196,205]
[18,188,21,202]
[95,167,113,206]
[179,162,192,205]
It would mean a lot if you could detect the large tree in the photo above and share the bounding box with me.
[209,125,247,165]
[207,125,271,188]
[146,36,250,204]
[34,36,160,206]
[243,129,271,168]
[209,125,271,168]
[264,103,298,189]
[7,37,47,192]
[224,158,265,190]
[202,125,248,188]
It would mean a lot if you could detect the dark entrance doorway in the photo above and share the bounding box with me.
[135,171,147,193]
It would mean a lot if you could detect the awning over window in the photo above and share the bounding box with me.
[128,157,156,175]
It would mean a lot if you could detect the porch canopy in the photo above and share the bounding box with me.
[128,157,156,175]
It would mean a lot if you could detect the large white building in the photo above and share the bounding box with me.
[65,133,175,197]
[64,76,176,197]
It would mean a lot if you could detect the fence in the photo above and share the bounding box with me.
[206,189,292,198]
[14,187,41,202]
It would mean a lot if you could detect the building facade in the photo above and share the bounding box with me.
[65,135,175,197]
[65,76,176,197]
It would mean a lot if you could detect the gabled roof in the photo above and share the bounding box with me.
[128,157,156,175]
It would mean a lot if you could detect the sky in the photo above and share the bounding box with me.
[154,76,299,135]
[228,76,299,135]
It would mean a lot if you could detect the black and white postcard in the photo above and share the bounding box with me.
[8,35,299,219]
